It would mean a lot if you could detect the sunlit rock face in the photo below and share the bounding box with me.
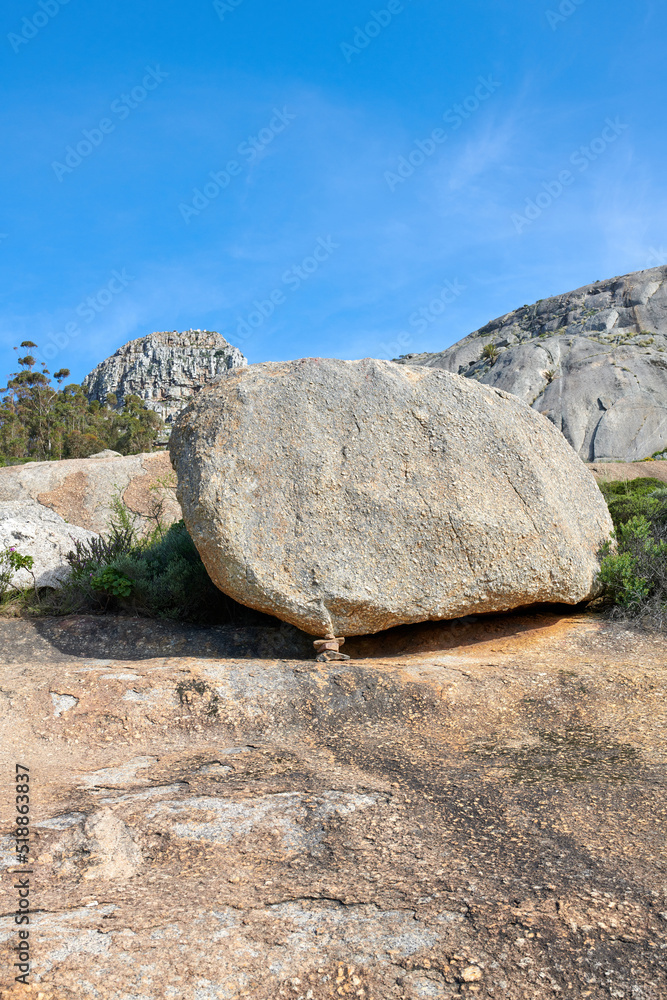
[83,329,247,425]
[170,357,612,638]
[395,266,667,462]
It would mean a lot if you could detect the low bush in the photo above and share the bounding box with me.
[598,477,667,629]
[0,548,34,601]
[42,519,272,625]
[68,526,136,578]
[98,520,258,623]
[0,492,274,626]
[598,476,665,528]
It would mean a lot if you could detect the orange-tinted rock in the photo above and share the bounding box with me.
[0,451,181,535]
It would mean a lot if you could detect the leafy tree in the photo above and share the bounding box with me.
[113,394,162,454]
[0,344,164,464]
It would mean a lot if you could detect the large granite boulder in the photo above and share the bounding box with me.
[0,501,98,590]
[395,266,667,462]
[169,358,613,638]
[0,450,181,535]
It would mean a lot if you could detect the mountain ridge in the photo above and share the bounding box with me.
[394,265,667,462]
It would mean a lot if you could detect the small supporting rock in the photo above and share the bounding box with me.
[313,637,350,663]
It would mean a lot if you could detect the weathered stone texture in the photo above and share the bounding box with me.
[83,329,247,423]
[0,612,666,1000]
[395,265,667,462]
[0,450,181,535]
[170,357,612,638]
[0,501,97,589]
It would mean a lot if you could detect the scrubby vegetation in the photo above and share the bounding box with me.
[0,342,163,463]
[61,520,241,623]
[0,499,271,626]
[0,549,34,601]
[598,477,667,628]
[599,477,666,526]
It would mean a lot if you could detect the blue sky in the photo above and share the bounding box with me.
[1,0,666,383]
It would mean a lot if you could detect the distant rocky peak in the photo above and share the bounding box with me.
[394,266,667,462]
[83,329,247,424]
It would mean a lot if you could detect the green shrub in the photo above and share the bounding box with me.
[108,520,244,622]
[598,477,666,529]
[598,478,667,629]
[91,566,134,598]
[31,519,271,626]
[68,525,136,580]
[598,517,663,608]
[0,548,34,600]
[1,476,272,625]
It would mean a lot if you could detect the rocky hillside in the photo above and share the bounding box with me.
[395,266,667,462]
[83,329,247,425]
[0,449,180,535]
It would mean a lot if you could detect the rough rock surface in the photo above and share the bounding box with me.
[83,329,247,424]
[170,357,612,638]
[0,501,97,589]
[395,265,667,462]
[0,450,181,536]
[88,449,122,459]
[0,610,665,999]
